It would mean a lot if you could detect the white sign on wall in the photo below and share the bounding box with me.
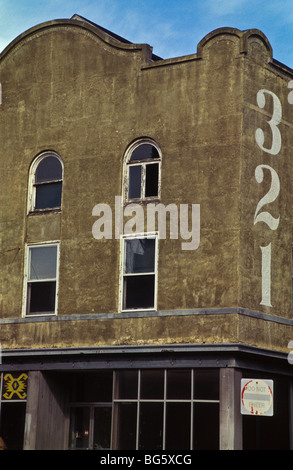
[241,379,273,416]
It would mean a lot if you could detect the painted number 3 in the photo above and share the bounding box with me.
[255,89,282,155]
[254,89,282,307]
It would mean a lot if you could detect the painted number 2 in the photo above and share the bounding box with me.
[254,164,280,231]
[254,89,282,307]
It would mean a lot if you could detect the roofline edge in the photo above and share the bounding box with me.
[0,18,154,63]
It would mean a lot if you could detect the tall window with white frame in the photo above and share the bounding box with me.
[124,139,161,202]
[28,152,63,212]
[121,139,161,312]
[24,243,59,316]
[121,235,157,311]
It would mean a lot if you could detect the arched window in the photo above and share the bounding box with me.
[28,152,63,212]
[124,139,161,202]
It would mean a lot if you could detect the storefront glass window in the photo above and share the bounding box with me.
[113,368,219,450]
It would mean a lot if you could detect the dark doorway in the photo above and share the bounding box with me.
[0,402,26,450]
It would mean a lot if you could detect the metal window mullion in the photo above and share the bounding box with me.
[162,369,167,450]
[193,399,220,403]
[190,369,194,450]
[114,398,194,404]
[113,398,137,403]
[34,179,62,186]
[89,406,95,450]
[128,158,160,165]
[123,272,155,277]
[111,371,118,450]
[136,370,141,451]
[141,164,146,199]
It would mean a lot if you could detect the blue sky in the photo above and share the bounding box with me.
[0,0,293,67]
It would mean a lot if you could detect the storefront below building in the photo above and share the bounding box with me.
[68,369,219,450]
[1,347,292,450]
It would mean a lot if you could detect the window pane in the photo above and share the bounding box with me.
[167,370,191,399]
[124,275,155,309]
[165,403,191,450]
[145,163,159,197]
[128,166,141,199]
[35,156,62,183]
[93,407,112,450]
[125,238,155,274]
[116,403,137,450]
[74,371,113,402]
[139,403,163,450]
[28,281,56,314]
[140,370,164,399]
[69,407,90,450]
[29,246,57,280]
[115,370,138,399]
[130,144,159,161]
[35,181,62,209]
[194,370,219,400]
[193,402,219,450]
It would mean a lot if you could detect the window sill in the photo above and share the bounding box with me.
[25,312,57,317]
[124,198,160,206]
[121,307,156,313]
[28,208,61,216]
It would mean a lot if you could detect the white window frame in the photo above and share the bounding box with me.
[120,233,158,312]
[22,241,60,317]
[27,151,63,214]
[123,139,161,203]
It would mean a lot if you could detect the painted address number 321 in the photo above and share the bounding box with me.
[254,88,283,307]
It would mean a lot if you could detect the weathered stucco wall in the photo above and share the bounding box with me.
[1,19,293,353]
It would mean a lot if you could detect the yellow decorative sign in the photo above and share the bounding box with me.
[2,373,28,400]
